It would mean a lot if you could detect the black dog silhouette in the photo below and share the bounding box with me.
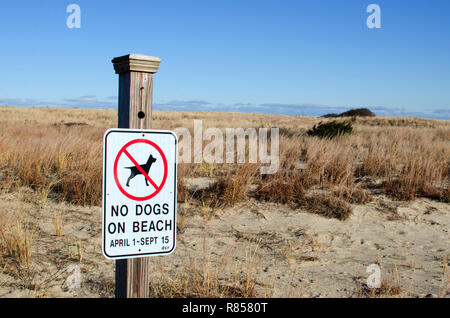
[125,154,157,187]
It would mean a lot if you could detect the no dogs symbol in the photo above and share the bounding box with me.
[113,139,168,201]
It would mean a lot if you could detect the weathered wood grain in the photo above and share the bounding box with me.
[112,54,161,298]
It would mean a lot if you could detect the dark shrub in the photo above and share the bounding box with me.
[339,108,375,117]
[322,108,375,118]
[307,121,353,139]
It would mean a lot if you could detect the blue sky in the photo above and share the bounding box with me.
[0,0,449,119]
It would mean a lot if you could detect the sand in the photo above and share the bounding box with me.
[0,182,448,298]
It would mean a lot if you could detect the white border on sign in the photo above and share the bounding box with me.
[102,128,178,260]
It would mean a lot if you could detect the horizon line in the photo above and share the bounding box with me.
[1,104,448,122]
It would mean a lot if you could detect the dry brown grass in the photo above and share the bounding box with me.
[0,121,103,206]
[254,172,305,205]
[358,267,402,298]
[191,163,260,208]
[53,211,65,237]
[359,128,449,202]
[332,186,373,204]
[0,210,34,266]
[0,106,448,211]
[438,255,449,298]
[148,244,260,298]
[302,138,358,188]
[301,194,353,221]
[176,163,191,203]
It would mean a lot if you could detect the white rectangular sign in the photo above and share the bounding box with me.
[102,129,177,259]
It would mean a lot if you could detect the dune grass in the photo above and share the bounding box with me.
[0,106,448,217]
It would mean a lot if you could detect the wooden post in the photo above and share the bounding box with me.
[112,54,161,298]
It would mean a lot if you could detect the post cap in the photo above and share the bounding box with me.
[112,54,161,74]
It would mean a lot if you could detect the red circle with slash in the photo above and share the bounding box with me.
[113,139,168,201]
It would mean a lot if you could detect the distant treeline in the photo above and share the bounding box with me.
[322,108,375,118]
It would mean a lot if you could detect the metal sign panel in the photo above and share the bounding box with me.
[102,129,177,259]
